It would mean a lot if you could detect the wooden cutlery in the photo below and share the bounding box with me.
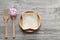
[3,7,17,39]
[11,16,16,39]
[3,9,9,39]
[9,7,17,39]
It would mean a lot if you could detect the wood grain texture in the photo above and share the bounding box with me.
[0,0,60,40]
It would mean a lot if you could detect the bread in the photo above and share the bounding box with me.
[19,10,41,32]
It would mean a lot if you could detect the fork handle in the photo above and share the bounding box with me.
[5,22,8,39]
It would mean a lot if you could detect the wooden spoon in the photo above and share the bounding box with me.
[11,16,16,39]
[3,9,9,39]
[9,7,17,39]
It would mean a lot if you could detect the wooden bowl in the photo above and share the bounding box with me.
[19,10,41,33]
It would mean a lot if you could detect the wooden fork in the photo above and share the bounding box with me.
[3,9,9,39]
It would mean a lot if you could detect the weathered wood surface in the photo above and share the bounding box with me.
[0,0,60,40]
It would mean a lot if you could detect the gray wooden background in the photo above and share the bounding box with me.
[0,0,60,40]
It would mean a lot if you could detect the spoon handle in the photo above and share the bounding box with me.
[12,20,15,39]
[5,21,8,39]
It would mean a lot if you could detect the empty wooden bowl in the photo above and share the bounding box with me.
[19,10,41,33]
